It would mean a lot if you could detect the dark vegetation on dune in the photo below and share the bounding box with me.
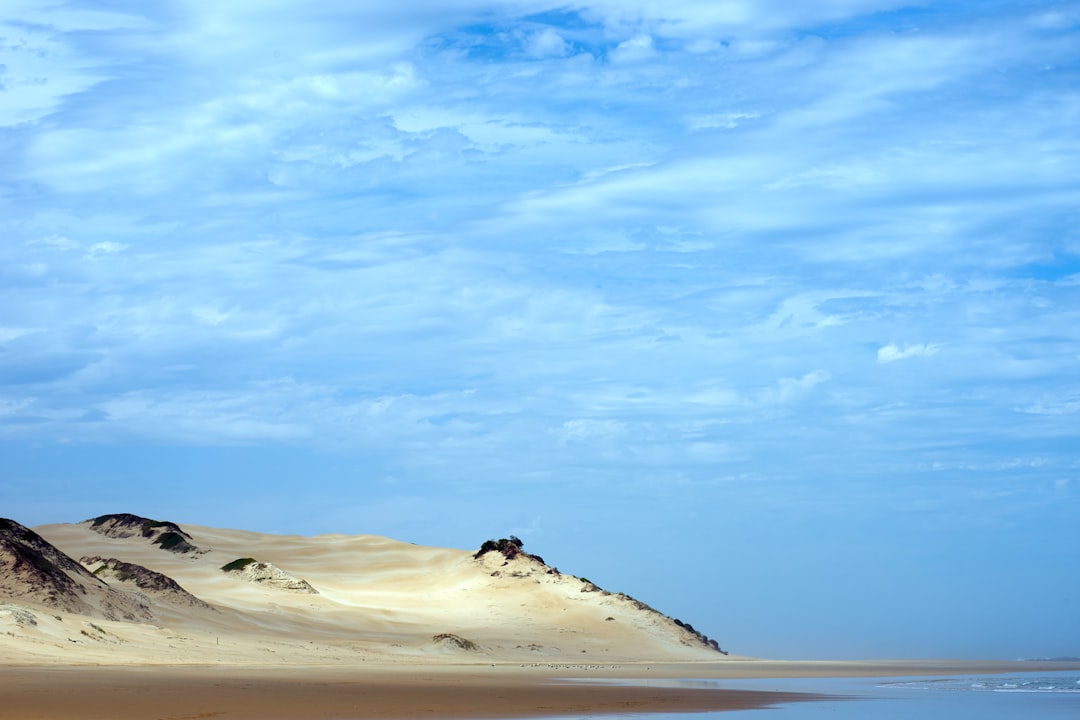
[474,535,727,654]
[220,557,257,572]
[672,617,725,653]
[433,632,480,651]
[473,535,545,564]
[89,513,199,554]
[219,556,319,594]
[82,555,212,609]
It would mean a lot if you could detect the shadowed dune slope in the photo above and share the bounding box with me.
[0,519,152,622]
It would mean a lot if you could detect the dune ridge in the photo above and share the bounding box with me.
[1,513,724,666]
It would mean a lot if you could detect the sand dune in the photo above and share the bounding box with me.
[3,514,722,666]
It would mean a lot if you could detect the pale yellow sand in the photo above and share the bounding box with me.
[10,521,723,665]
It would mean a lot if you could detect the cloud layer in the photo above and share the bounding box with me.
[2,0,1079,659]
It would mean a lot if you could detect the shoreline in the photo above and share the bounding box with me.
[0,665,821,720]
[2,660,1076,720]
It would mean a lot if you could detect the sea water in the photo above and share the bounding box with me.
[551,670,1080,720]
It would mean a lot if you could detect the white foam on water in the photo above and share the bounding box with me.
[883,672,1080,694]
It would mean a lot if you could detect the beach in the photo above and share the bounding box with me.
[0,664,811,719]
[3,660,1077,720]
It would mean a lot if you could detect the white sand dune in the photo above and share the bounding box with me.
[2,517,723,666]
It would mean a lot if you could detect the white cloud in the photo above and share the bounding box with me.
[1017,395,1080,416]
[527,28,570,58]
[0,22,112,127]
[192,307,232,326]
[97,390,310,443]
[554,418,627,443]
[1028,7,1080,30]
[687,112,762,130]
[86,241,128,257]
[610,34,656,62]
[583,0,927,40]
[760,370,831,404]
[29,235,79,251]
[0,397,36,416]
[877,343,942,363]
[1,0,149,31]
[687,371,831,409]
[0,327,40,342]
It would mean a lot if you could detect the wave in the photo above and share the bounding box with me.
[883,674,1080,694]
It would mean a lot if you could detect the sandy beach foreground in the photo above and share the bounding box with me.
[3,660,1075,720]
[0,665,813,720]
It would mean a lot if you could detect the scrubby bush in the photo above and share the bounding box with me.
[473,536,524,560]
[221,558,257,572]
[156,532,187,551]
[433,633,479,651]
[139,520,169,536]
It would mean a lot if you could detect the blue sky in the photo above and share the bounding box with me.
[2,0,1079,660]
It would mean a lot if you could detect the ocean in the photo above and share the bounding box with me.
[557,670,1080,720]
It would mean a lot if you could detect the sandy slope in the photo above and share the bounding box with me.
[2,519,720,666]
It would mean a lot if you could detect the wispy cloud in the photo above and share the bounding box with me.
[877,343,941,363]
[2,0,1079,659]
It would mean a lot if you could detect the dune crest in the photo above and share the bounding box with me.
[88,513,201,554]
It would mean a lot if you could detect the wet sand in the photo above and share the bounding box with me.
[4,660,1074,720]
[0,665,818,720]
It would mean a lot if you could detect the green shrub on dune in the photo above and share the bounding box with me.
[220,558,257,572]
